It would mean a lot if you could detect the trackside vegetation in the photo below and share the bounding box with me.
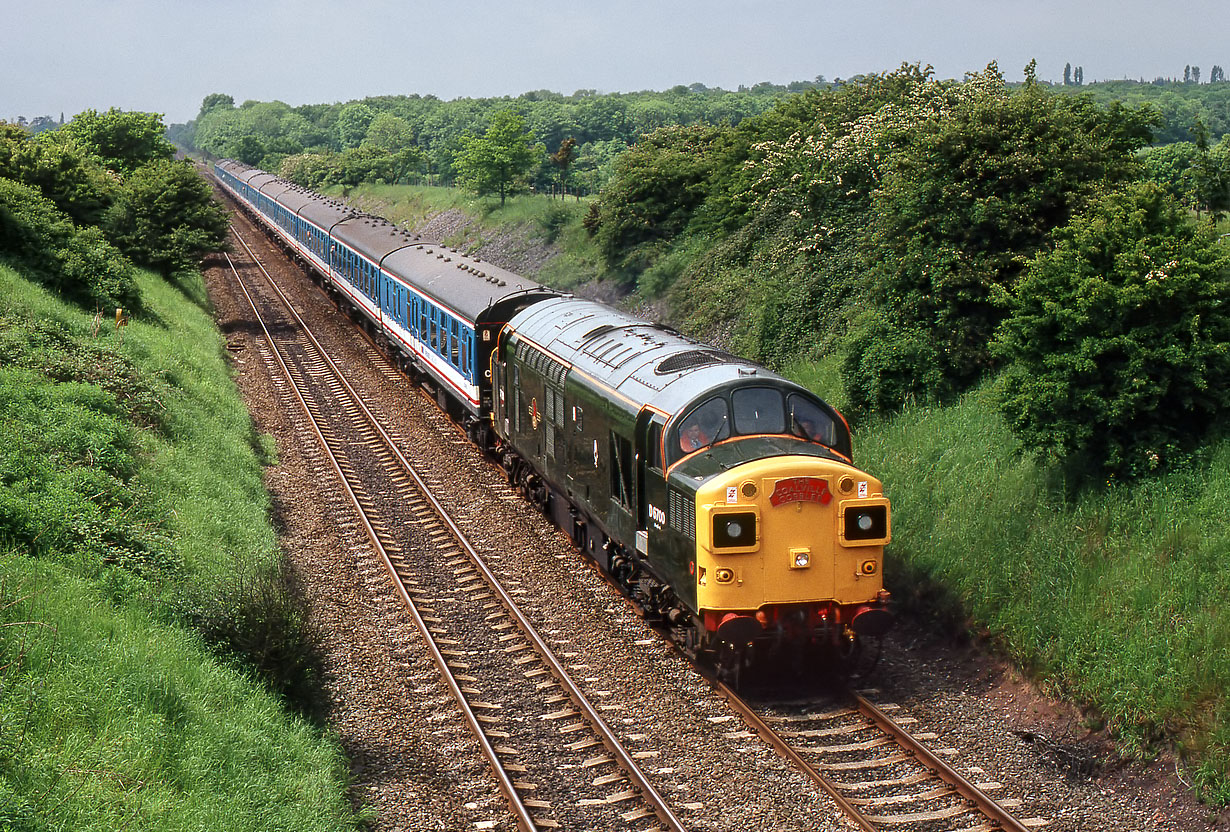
[263,65,1230,805]
[1,111,361,829]
[0,266,360,830]
[848,385,1230,805]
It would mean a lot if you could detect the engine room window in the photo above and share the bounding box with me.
[732,387,785,436]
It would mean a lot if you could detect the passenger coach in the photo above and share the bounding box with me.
[215,160,558,440]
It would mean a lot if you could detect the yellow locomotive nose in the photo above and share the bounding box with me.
[694,455,890,635]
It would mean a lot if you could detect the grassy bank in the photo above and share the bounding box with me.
[0,264,360,829]
[335,183,602,291]
[798,365,1230,803]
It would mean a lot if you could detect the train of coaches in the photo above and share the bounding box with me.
[214,160,893,670]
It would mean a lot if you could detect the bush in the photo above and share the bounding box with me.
[104,160,229,276]
[995,182,1230,479]
[0,177,139,310]
[841,312,948,415]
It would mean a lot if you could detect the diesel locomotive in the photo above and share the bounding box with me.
[214,160,893,674]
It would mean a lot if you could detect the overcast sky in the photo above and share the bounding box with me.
[5,0,1228,125]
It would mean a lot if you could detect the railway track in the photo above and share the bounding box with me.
[218,197,1051,832]
[222,230,686,832]
[713,681,1049,831]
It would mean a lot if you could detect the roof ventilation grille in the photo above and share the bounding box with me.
[654,350,732,375]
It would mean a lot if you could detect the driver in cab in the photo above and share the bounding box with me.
[679,420,710,453]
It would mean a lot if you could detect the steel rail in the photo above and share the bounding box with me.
[224,249,540,832]
[706,669,1033,832]
[707,679,878,832]
[851,691,1033,832]
[225,229,688,832]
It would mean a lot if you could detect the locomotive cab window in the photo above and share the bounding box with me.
[732,387,785,436]
[674,397,730,459]
[787,394,836,446]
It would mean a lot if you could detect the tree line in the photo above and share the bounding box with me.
[172,80,832,197]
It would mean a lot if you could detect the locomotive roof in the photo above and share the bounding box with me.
[506,297,798,418]
[219,161,559,322]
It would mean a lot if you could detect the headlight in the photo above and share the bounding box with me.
[791,548,811,569]
[843,504,887,541]
[713,511,757,548]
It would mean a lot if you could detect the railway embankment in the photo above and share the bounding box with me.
[0,263,361,829]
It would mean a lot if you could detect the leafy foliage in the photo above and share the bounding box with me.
[0,123,116,226]
[995,183,1230,478]
[0,176,139,310]
[583,124,725,274]
[454,110,542,205]
[335,101,377,149]
[57,107,175,174]
[847,70,1157,401]
[104,159,230,275]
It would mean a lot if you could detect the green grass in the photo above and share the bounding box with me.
[807,375,1230,803]
[337,183,604,290]
[0,264,361,829]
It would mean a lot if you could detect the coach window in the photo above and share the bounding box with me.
[732,387,785,436]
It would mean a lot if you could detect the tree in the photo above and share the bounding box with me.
[995,182,1230,479]
[583,124,724,269]
[58,108,175,174]
[226,134,266,166]
[1188,120,1230,220]
[27,116,57,134]
[549,137,576,197]
[197,93,235,119]
[454,110,540,206]
[1074,66,1083,85]
[104,160,229,275]
[1193,65,1202,84]
[336,102,376,149]
[362,113,414,151]
[0,124,116,226]
[1063,63,1072,86]
[850,71,1158,399]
